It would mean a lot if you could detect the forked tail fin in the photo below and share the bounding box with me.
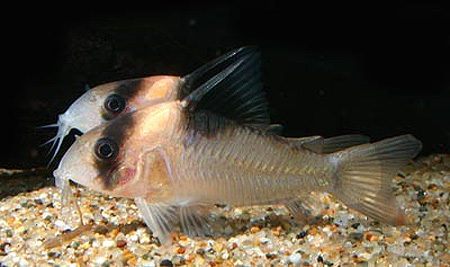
[329,134,422,225]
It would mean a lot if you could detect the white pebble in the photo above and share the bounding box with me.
[234,208,243,216]
[129,234,139,242]
[334,211,349,227]
[53,220,70,231]
[288,252,302,264]
[102,240,115,248]
[139,235,150,244]
[41,212,52,220]
[94,256,107,265]
[141,261,156,267]
[322,227,332,237]
[17,258,29,267]
[221,251,229,260]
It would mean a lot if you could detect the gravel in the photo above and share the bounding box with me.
[0,154,449,266]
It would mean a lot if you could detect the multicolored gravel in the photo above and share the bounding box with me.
[0,154,449,266]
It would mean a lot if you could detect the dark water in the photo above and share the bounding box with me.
[3,4,449,168]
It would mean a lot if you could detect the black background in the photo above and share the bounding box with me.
[3,4,449,168]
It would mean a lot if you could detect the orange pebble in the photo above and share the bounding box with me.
[250,226,260,233]
[127,256,137,265]
[6,217,15,225]
[309,227,318,235]
[177,246,186,254]
[110,228,119,237]
[187,253,195,261]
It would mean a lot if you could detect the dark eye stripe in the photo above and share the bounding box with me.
[94,113,135,190]
[101,79,142,120]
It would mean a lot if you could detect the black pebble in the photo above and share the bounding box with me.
[297,231,308,238]
[160,259,173,267]
[0,242,11,252]
[317,255,324,263]
[417,189,426,200]
[266,253,276,259]
[47,251,61,258]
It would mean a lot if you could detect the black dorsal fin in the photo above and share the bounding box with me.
[180,46,270,130]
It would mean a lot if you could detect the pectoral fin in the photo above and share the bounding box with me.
[135,197,213,242]
[134,197,177,243]
[179,204,212,237]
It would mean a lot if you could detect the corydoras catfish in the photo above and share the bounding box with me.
[43,47,271,164]
[54,71,422,242]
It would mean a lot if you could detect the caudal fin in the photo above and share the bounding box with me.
[329,134,422,225]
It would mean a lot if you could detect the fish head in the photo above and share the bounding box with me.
[53,101,181,199]
[46,76,181,163]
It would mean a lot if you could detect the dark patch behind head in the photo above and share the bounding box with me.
[184,110,230,139]
[95,112,135,189]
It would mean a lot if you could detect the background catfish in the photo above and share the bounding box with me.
[42,47,271,164]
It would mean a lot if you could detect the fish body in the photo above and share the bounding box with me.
[55,98,422,240]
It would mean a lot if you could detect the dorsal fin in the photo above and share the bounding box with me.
[180,46,251,96]
[180,46,270,129]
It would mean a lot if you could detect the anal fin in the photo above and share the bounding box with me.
[282,195,322,224]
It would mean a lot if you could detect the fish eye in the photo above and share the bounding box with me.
[95,137,118,160]
[104,94,126,114]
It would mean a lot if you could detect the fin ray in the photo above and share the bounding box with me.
[301,134,370,153]
[179,205,212,237]
[181,46,270,130]
[134,198,177,243]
